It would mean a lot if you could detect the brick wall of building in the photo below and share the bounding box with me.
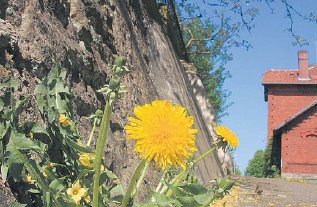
[267,84,317,140]
[281,106,317,174]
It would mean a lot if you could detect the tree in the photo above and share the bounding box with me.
[177,0,317,119]
[179,3,241,120]
[245,150,265,177]
[264,140,280,178]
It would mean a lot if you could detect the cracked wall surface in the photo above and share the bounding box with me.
[0,0,223,203]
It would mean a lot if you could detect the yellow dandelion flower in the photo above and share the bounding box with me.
[125,100,198,170]
[59,114,71,127]
[215,126,239,149]
[23,175,32,183]
[66,181,87,204]
[79,153,95,168]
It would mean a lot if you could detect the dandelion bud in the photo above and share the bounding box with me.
[109,78,120,90]
[109,91,117,101]
[114,56,126,67]
[114,66,124,76]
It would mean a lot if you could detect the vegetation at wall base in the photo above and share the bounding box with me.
[0,58,237,206]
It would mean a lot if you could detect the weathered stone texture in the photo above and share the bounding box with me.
[0,0,223,203]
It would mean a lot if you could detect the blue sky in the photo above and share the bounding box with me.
[219,1,317,173]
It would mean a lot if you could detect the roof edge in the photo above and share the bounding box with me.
[273,99,317,134]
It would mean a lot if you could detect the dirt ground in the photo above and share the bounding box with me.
[213,176,317,207]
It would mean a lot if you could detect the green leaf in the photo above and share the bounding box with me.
[9,77,18,91]
[47,67,60,84]
[31,124,49,136]
[77,169,93,181]
[104,168,119,180]
[150,192,178,206]
[0,77,18,91]
[0,123,7,139]
[35,95,47,114]
[48,96,56,108]
[44,191,51,207]
[177,196,200,207]
[65,138,92,153]
[163,181,189,197]
[13,97,29,119]
[49,179,64,194]
[34,84,47,94]
[31,124,51,143]
[59,67,67,80]
[10,131,41,151]
[109,185,124,203]
[0,99,4,111]
[193,190,214,205]
[56,94,67,113]
[47,109,56,123]
[1,164,8,181]
[50,81,70,95]
[179,183,208,195]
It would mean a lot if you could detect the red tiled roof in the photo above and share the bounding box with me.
[262,66,317,84]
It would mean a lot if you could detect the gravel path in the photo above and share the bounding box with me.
[213,176,317,207]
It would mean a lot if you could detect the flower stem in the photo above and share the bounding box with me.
[193,145,217,165]
[87,118,97,147]
[165,170,187,197]
[131,161,149,198]
[92,101,112,207]
[162,141,222,198]
[155,170,167,193]
[121,159,147,207]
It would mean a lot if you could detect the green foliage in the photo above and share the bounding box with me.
[177,0,317,119]
[0,59,235,206]
[0,68,123,206]
[263,140,280,178]
[136,176,234,207]
[245,142,280,178]
[245,150,265,177]
[180,4,233,120]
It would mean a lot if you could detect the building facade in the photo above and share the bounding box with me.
[262,50,317,178]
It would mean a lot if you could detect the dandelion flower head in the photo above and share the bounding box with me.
[125,100,198,170]
[215,125,239,149]
[59,114,71,127]
[79,153,95,168]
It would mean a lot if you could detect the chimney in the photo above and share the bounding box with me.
[298,50,310,80]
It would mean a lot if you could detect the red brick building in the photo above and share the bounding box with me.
[262,50,317,178]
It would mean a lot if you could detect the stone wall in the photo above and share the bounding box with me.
[0,0,223,203]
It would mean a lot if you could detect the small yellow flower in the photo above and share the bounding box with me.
[125,100,198,170]
[28,132,33,140]
[59,114,71,127]
[66,181,87,205]
[79,153,95,168]
[215,126,239,149]
[23,175,33,183]
[42,162,55,177]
